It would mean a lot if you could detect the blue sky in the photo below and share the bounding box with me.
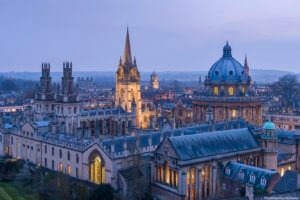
[1,0,300,72]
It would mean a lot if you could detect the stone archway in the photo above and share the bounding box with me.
[88,150,105,184]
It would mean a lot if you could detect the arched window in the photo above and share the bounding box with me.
[89,151,105,184]
[228,87,234,96]
[213,86,219,95]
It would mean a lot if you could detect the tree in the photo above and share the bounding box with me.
[0,79,19,92]
[272,74,300,107]
[88,184,115,200]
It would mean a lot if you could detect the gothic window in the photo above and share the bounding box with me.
[59,149,62,158]
[239,171,244,180]
[52,147,54,156]
[186,168,196,200]
[201,165,211,199]
[67,151,70,161]
[67,164,71,175]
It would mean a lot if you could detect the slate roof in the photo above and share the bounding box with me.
[102,119,248,154]
[168,128,259,161]
[273,170,300,193]
[224,161,279,190]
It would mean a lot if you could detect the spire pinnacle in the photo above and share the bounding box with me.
[123,27,132,65]
[244,54,250,75]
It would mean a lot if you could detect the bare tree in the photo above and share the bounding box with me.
[272,74,300,108]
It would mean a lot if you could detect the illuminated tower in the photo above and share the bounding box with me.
[115,28,142,128]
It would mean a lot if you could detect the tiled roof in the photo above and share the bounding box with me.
[168,128,259,161]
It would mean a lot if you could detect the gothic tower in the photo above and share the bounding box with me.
[40,62,52,95]
[115,28,142,128]
[56,62,80,135]
[34,63,55,121]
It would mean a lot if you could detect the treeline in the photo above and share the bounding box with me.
[271,74,300,107]
[0,76,37,93]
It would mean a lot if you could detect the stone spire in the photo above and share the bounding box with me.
[123,27,132,66]
[244,55,249,75]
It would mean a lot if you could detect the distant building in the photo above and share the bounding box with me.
[150,71,159,90]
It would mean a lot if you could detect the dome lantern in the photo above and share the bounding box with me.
[223,41,232,57]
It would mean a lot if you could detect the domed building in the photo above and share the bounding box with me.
[193,42,262,125]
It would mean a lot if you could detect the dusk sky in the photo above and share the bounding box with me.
[1,0,300,72]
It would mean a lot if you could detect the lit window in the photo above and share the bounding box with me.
[213,86,219,95]
[232,109,237,118]
[67,164,71,175]
[59,162,63,172]
[228,87,234,96]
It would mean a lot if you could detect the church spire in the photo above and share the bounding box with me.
[244,55,249,75]
[123,27,132,65]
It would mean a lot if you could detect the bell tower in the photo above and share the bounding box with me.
[115,28,142,128]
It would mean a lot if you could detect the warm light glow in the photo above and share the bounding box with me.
[280,168,284,176]
[232,109,237,118]
[67,164,71,175]
[213,86,219,95]
[90,156,105,184]
[59,162,63,172]
[228,87,234,96]
[288,166,291,170]
[242,86,245,94]
[164,161,170,184]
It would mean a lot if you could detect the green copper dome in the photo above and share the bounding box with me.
[263,120,276,130]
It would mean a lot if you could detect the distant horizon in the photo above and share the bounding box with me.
[0,68,298,74]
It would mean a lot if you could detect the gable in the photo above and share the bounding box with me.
[155,137,179,159]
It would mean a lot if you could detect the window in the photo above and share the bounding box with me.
[74,107,77,114]
[201,165,211,199]
[61,107,64,114]
[59,162,63,172]
[59,149,62,158]
[67,151,70,161]
[76,153,79,163]
[44,145,47,154]
[163,161,170,184]
[11,137,13,145]
[44,158,47,167]
[242,86,245,94]
[52,147,54,156]
[76,168,79,178]
[250,173,256,183]
[67,164,71,175]
[261,176,266,186]
[68,107,71,115]
[213,86,219,95]
[0,135,2,142]
[228,87,234,96]
[232,109,237,118]
[31,132,33,137]
[186,168,196,200]
[52,160,54,170]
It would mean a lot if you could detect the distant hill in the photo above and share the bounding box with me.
[0,69,298,84]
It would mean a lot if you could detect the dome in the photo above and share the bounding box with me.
[263,120,276,130]
[206,42,250,84]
